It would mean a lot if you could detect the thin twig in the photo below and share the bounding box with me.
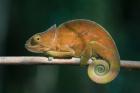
[0,56,139,68]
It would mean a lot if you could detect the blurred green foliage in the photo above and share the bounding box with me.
[0,0,139,93]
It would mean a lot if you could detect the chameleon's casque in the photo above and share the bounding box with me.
[25,19,120,84]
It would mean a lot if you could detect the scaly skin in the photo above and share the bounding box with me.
[25,19,120,84]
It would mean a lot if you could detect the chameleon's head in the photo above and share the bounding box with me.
[25,25,57,53]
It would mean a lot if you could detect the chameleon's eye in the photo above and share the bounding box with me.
[30,34,41,46]
[33,34,41,42]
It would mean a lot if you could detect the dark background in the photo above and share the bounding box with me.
[0,0,140,93]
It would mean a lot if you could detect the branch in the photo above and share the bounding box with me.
[0,56,139,68]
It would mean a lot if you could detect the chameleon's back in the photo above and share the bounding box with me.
[61,19,118,53]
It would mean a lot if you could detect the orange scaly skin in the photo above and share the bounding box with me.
[25,19,120,84]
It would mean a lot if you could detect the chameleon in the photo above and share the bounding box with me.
[25,19,120,84]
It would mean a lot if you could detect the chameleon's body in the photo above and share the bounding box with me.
[25,19,120,84]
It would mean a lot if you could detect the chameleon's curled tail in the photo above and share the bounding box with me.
[87,57,120,84]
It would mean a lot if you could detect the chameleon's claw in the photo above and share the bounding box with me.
[91,57,97,62]
[48,57,54,61]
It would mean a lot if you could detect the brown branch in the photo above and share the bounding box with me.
[0,56,139,68]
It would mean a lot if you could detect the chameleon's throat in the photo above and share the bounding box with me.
[46,51,74,58]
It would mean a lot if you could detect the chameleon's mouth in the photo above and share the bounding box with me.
[25,37,42,53]
[25,40,51,53]
[25,44,43,53]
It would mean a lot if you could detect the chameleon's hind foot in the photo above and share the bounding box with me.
[91,57,97,63]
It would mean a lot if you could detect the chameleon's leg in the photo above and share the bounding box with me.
[87,41,120,84]
[44,46,75,58]
[80,43,92,66]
